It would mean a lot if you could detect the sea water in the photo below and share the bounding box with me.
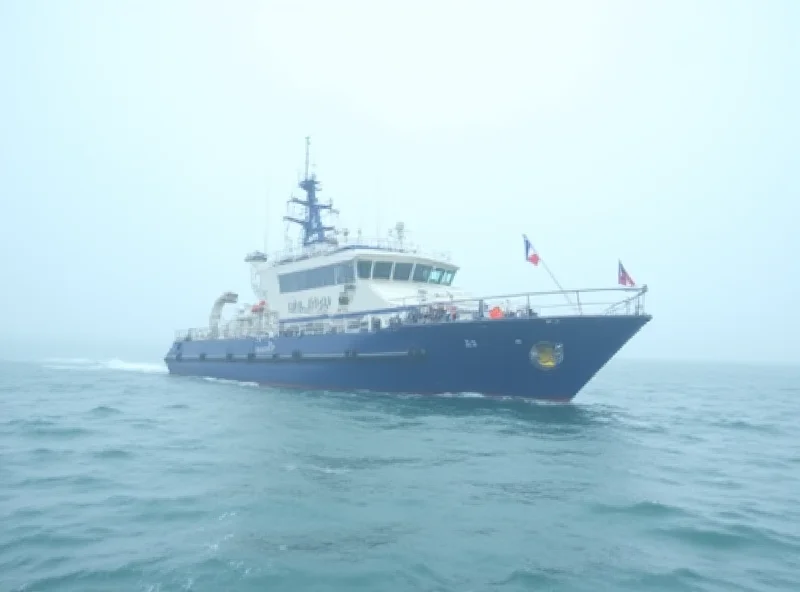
[1,358,799,591]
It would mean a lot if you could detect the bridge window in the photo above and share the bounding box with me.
[372,261,393,280]
[336,262,355,284]
[278,261,356,293]
[429,268,446,284]
[412,264,432,282]
[356,260,372,279]
[441,270,456,286]
[392,262,413,281]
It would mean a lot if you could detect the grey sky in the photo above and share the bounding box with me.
[1,0,797,365]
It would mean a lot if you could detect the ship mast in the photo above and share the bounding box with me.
[283,136,338,247]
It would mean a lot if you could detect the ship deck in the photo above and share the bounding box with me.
[173,286,649,343]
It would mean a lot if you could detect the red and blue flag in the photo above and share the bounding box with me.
[523,235,540,266]
[618,260,635,287]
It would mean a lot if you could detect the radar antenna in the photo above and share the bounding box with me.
[395,221,406,247]
[283,137,339,247]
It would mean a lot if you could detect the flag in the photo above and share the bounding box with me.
[618,260,635,287]
[523,234,540,266]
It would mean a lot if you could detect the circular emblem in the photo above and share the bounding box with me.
[530,341,564,370]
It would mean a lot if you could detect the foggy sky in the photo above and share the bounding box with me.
[1,0,797,365]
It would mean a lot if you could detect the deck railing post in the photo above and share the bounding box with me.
[175,287,647,341]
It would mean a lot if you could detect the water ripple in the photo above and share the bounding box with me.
[0,358,799,591]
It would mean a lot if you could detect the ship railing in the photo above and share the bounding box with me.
[172,286,647,342]
[260,236,452,266]
[174,326,280,342]
[388,285,648,318]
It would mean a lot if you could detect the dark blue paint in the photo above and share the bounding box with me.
[164,315,652,401]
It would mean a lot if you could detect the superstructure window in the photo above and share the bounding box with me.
[335,263,355,284]
[429,268,446,284]
[392,262,413,281]
[441,270,456,286]
[357,260,373,279]
[278,261,356,294]
[372,261,393,280]
[412,264,432,282]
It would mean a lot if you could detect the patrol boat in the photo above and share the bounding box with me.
[164,138,651,401]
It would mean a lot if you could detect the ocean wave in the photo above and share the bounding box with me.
[41,358,166,374]
[3,359,800,592]
[201,377,259,388]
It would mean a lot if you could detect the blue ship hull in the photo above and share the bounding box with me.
[164,314,651,401]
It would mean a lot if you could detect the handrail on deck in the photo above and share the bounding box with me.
[390,285,646,307]
[248,236,453,266]
[173,285,648,342]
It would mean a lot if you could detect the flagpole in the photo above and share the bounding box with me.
[539,258,575,309]
[523,234,576,311]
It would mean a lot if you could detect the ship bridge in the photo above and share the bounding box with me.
[241,137,461,316]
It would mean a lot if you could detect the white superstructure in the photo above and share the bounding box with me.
[244,223,467,321]
[200,137,471,337]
